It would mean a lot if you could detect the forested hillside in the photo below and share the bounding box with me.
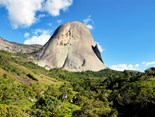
[0,50,155,117]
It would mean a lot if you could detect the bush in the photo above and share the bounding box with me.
[0,104,23,117]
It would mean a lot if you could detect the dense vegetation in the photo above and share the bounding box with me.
[0,50,155,117]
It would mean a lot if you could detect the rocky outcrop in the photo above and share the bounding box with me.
[34,21,106,72]
[0,38,41,53]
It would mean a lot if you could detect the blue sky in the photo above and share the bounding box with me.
[0,0,155,71]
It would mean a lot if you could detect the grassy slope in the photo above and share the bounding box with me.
[0,50,155,117]
[0,51,80,117]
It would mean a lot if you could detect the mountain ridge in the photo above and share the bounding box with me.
[0,37,42,53]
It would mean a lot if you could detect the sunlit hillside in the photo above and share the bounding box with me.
[0,50,155,117]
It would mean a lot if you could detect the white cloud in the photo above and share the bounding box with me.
[111,64,140,71]
[43,0,73,16]
[24,33,30,38]
[135,64,140,67]
[95,42,104,53]
[86,24,93,30]
[0,0,43,28]
[83,15,94,24]
[24,29,52,45]
[38,14,46,19]
[83,15,94,30]
[142,61,155,66]
[57,19,62,24]
[0,0,73,28]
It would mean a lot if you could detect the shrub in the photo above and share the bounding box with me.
[0,104,23,117]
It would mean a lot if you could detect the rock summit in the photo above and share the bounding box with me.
[35,21,106,71]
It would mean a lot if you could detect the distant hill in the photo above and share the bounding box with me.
[0,37,41,53]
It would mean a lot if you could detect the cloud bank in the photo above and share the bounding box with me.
[0,0,43,28]
[43,0,73,16]
[0,0,73,28]
[142,61,155,66]
[111,64,140,71]
[24,29,51,45]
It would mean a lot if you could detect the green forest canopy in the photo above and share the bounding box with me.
[0,50,155,117]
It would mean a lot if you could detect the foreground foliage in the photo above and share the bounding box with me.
[0,50,155,117]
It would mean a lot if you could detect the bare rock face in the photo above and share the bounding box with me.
[0,38,41,53]
[35,21,106,71]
